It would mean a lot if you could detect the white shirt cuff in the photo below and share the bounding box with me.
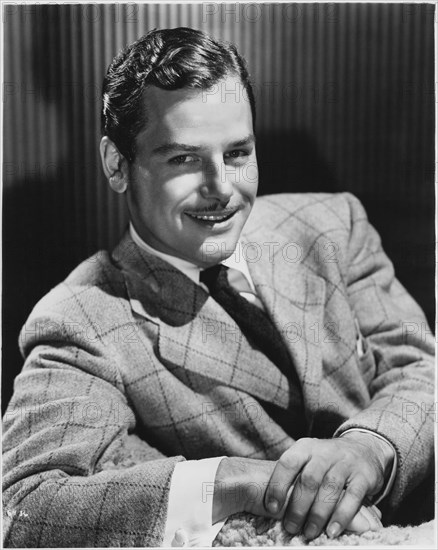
[339,428,397,504]
[163,457,227,547]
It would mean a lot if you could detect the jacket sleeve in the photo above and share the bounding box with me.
[2,308,185,547]
[333,192,435,511]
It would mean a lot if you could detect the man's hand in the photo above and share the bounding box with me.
[263,433,393,539]
[212,446,385,538]
[213,457,277,523]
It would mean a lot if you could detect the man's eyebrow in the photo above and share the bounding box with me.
[151,134,256,157]
[151,142,201,156]
[229,134,256,148]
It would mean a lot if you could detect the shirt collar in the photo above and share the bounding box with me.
[129,222,255,291]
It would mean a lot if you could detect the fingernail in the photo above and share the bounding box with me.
[267,499,279,514]
[285,521,299,535]
[304,522,318,540]
[327,522,342,539]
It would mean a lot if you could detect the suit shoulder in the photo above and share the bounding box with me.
[28,250,126,322]
[246,192,366,234]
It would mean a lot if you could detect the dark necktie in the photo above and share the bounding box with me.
[200,264,306,437]
[200,265,300,384]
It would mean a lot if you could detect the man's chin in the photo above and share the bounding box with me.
[198,237,240,267]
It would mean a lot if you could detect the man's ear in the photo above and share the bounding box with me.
[99,136,129,194]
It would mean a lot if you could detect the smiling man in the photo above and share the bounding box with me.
[3,28,434,548]
[101,72,258,269]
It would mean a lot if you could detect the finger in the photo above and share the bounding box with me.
[326,475,369,538]
[283,458,330,536]
[346,507,371,534]
[277,482,295,516]
[363,497,382,520]
[301,472,345,539]
[371,504,382,520]
[264,441,311,515]
[347,504,381,533]
[360,505,382,531]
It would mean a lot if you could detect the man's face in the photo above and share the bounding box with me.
[126,74,258,268]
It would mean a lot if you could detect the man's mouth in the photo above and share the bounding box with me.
[184,208,238,223]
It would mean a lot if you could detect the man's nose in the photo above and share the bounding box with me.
[200,159,233,202]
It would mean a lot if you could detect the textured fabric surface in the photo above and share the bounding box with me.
[214,514,436,546]
[200,264,306,438]
[3,193,435,547]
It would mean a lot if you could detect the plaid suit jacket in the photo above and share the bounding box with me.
[3,193,434,547]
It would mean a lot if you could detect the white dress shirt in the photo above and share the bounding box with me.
[129,223,397,547]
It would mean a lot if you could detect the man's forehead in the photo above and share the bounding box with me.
[142,74,250,111]
[137,77,253,146]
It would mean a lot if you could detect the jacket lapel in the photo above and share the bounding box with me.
[112,232,290,408]
[243,229,326,425]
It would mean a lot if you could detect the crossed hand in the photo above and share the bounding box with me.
[215,432,391,540]
[250,433,390,539]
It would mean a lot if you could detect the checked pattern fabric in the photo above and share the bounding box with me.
[2,193,434,547]
[200,264,297,380]
[200,264,306,438]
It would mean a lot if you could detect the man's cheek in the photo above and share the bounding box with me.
[241,159,258,188]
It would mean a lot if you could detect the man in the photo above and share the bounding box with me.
[3,27,434,547]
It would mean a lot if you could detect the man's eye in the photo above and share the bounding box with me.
[226,150,248,159]
[169,155,197,165]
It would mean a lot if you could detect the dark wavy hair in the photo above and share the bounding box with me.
[101,27,256,163]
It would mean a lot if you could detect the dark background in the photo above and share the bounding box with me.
[2,3,435,412]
